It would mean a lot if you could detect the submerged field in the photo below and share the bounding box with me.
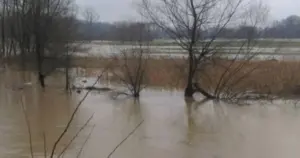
[91,39,300,47]
[76,39,300,61]
[1,69,300,158]
[3,39,300,157]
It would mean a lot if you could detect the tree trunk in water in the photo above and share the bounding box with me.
[38,73,45,88]
[184,83,194,97]
[184,71,194,97]
[65,54,70,91]
[184,62,215,98]
[36,46,45,88]
[133,93,140,98]
[185,50,215,98]
[65,68,69,90]
[193,83,216,99]
[185,49,195,97]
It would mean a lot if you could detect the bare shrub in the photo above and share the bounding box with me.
[108,22,153,98]
[111,46,149,98]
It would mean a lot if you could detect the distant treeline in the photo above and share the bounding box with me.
[77,15,300,41]
[218,15,300,39]
[77,21,168,41]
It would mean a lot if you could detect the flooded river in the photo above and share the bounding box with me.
[1,69,300,158]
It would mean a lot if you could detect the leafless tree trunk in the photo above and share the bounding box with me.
[65,49,71,90]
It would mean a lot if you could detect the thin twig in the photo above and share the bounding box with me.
[106,120,144,158]
[43,131,47,158]
[20,96,34,158]
[50,69,107,158]
[76,125,95,158]
[58,114,94,157]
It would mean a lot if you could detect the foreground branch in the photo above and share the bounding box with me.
[106,120,144,158]
[76,125,95,158]
[20,96,34,158]
[50,69,107,158]
[58,114,94,157]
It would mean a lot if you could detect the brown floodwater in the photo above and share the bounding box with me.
[1,68,300,158]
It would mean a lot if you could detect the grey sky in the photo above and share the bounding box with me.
[76,0,138,22]
[266,0,300,20]
[76,0,300,22]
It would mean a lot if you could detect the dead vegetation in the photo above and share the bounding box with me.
[71,56,300,99]
[109,48,149,98]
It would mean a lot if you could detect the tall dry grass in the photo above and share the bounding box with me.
[73,56,300,97]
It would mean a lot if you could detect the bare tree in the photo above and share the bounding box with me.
[3,0,77,87]
[82,7,99,25]
[111,22,151,98]
[32,0,78,87]
[112,46,149,98]
[139,0,264,98]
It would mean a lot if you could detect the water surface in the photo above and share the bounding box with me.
[1,70,300,158]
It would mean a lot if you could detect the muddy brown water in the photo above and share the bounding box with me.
[1,69,300,158]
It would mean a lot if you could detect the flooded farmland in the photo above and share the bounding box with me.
[2,69,300,158]
[2,0,300,156]
[76,41,300,60]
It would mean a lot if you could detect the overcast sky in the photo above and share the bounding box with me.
[76,0,300,22]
